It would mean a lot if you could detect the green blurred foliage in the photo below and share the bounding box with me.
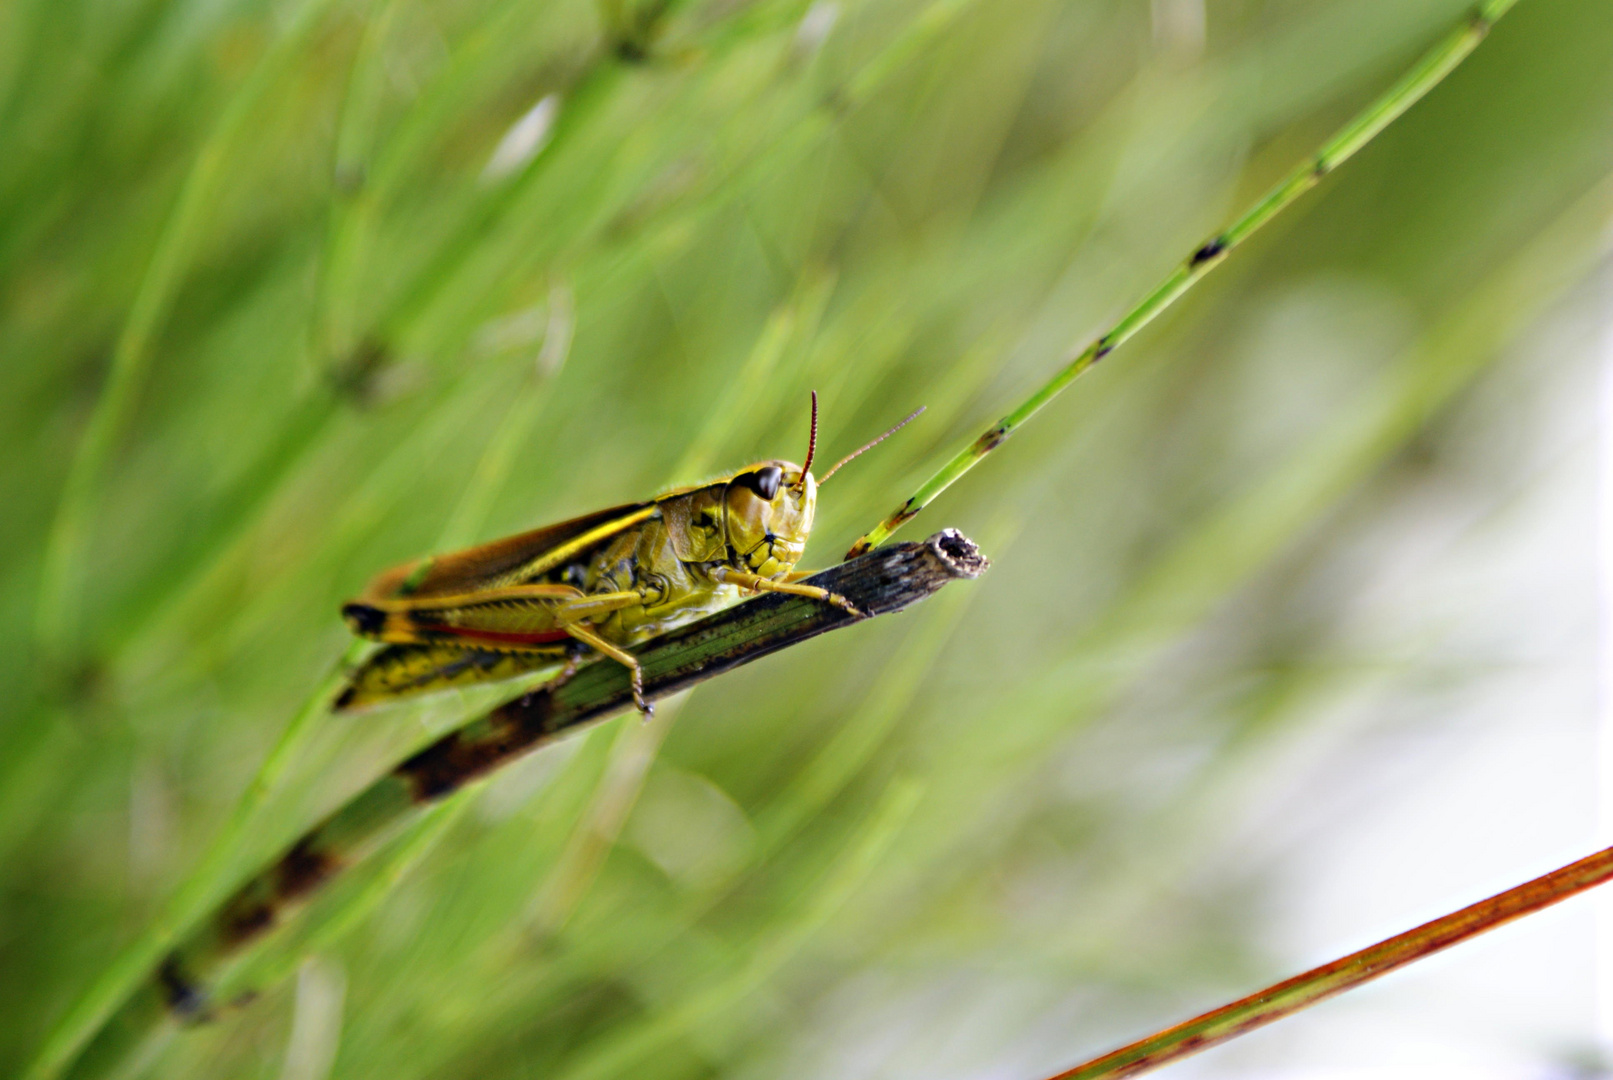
[4,0,1613,1076]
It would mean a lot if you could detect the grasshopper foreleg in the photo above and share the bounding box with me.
[714,567,863,618]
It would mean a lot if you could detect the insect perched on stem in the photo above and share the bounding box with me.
[337,394,922,715]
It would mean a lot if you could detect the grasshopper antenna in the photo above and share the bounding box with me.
[818,405,925,485]
[794,390,819,491]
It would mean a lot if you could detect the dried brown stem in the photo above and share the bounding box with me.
[1044,843,1613,1080]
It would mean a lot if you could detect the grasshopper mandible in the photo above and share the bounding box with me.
[337,394,921,715]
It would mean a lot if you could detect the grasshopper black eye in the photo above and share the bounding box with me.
[740,466,784,500]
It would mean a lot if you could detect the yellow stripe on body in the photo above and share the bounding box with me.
[496,505,659,586]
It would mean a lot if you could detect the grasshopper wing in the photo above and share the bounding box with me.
[354,502,658,602]
[338,502,659,708]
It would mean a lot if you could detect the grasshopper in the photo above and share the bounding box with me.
[337,394,920,715]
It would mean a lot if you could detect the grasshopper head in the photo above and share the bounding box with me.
[723,461,816,578]
[705,391,921,579]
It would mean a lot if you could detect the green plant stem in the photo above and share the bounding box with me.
[527,693,684,938]
[44,531,986,1080]
[32,0,343,660]
[1043,842,1613,1080]
[553,776,925,1080]
[22,649,362,1080]
[847,0,1521,558]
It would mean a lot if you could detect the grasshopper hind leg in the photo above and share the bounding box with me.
[336,643,571,711]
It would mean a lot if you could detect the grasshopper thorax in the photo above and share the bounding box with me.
[659,461,816,579]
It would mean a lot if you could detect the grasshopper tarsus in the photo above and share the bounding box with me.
[554,650,583,686]
[630,667,652,718]
[821,589,864,618]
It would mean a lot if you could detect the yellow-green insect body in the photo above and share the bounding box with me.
[338,396,916,714]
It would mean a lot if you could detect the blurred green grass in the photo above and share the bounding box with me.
[5,0,1613,1077]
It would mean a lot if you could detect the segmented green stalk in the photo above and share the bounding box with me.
[21,648,362,1080]
[846,0,1521,558]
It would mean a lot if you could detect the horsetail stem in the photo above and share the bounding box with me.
[846,0,1521,559]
